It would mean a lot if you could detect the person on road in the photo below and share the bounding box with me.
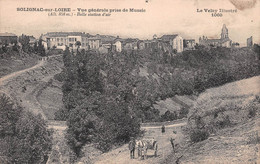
[170,137,175,152]
[162,125,165,134]
[129,137,136,159]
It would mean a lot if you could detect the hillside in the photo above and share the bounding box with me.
[0,55,63,119]
[163,76,260,163]
[0,54,38,78]
[78,76,258,164]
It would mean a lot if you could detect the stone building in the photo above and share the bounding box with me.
[161,34,183,52]
[247,36,253,47]
[199,24,232,48]
[0,32,18,45]
[42,32,92,50]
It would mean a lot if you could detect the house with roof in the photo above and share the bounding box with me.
[123,38,139,50]
[42,32,93,50]
[113,37,123,52]
[161,34,183,52]
[28,36,37,47]
[88,37,101,50]
[199,24,232,48]
[161,34,183,53]
[98,37,123,54]
[0,32,18,46]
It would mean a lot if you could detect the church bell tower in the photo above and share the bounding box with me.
[221,24,229,39]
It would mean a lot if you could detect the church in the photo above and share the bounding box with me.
[199,24,232,48]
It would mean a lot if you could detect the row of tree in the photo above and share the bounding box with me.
[55,45,260,158]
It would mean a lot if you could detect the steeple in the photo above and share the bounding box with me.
[221,24,229,39]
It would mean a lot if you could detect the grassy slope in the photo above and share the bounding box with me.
[0,55,39,78]
[163,76,260,164]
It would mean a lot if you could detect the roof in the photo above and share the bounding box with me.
[88,37,101,40]
[29,36,36,40]
[102,40,113,44]
[114,37,124,42]
[0,32,17,37]
[45,32,90,37]
[124,38,138,44]
[205,39,221,43]
[185,39,195,42]
[161,35,178,41]
[204,38,231,43]
[221,37,231,43]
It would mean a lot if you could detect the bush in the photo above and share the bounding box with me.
[248,107,257,118]
[190,129,209,143]
[0,94,52,163]
[217,115,231,128]
[53,71,66,82]
[161,110,178,121]
[178,107,189,119]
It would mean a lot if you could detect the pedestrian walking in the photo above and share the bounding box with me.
[162,125,165,134]
[129,137,136,159]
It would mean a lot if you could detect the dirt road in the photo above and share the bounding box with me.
[0,55,63,119]
[92,121,187,164]
[0,56,59,86]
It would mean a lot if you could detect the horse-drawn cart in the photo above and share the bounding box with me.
[136,137,158,159]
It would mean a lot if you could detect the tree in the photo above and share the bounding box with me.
[161,110,177,121]
[12,112,52,164]
[75,41,81,53]
[37,39,46,56]
[0,94,52,164]
[12,42,19,52]
[0,94,22,137]
[19,34,30,53]
[183,39,187,48]
[33,41,38,53]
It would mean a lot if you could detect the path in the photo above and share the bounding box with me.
[0,56,61,86]
[93,120,187,164]
[0,54,63,119]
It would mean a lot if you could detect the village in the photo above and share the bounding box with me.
[0,24,255,56]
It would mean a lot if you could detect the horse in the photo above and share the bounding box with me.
[136,138,158,159]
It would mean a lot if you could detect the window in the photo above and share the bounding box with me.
[82,43,84,47]
[75,38,77,41]
[61,38,63,42]
[57,38,60,42]
[69,38,71,42]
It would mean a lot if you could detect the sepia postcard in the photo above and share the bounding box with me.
[0,0,259,164]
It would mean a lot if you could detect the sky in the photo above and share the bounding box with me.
[0,0,259,46]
